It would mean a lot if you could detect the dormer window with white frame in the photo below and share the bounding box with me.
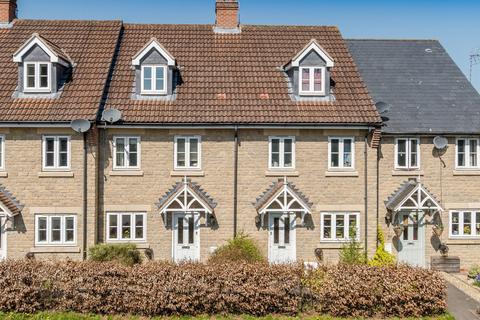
[132,38,176,97]
[24,62,51,92]
[299,66,325,96]
[141,65,167,95]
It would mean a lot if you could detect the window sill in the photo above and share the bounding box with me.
[109,170,144,177]
[453,170,480,176]
[265,170,299,177]
[0,172,7,178]
[325,171,359,177]
[38,171,74,178]
[106,241,149,249]
[30,246,81,253]
[392,170,424,176]
[319,241,363,249]
[445,239,480,245]
[170,170,204,177]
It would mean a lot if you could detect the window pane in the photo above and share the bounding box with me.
[121,215,131,239]
[470,140,477,167]
[177,217,183,244]
[59,138,68,167]
[397,139,407,167]
[51,217,61,242]
[155,67,165,91]
[176,138,186,167]
[271,139,280,167]
[26,64,35,88]
[301,68,310,91]
[65,217,75,242]
[348,215,357,239]
[135,214,144,239]
[313,68,322,92]
[59,138,68,152]
[39,64,48,88]
[476,212,480,236]
[343,139,352,167]
[188,216,194,244]
[284,138,293,167]
[128,138,138,167]
[273,217,279,244]
[143,67,152,91]
[323,215,332,239]
[330,139,339,167]
[189,139,199,167]
[38,217,47,242]
[451,212,459,235]
[464,212,472,235]
[109,214,118,239]
[457,140,465,167]
[116,138,125,167]
[284,153,292,168]
[410,139,418,167]
[336,215,345,239]
[284,216,290,244]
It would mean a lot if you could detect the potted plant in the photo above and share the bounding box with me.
[393,225,404,237]
[432,224,444,237]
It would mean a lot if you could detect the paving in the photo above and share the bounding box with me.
[444,272,480,320]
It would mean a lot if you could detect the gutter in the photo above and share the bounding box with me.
[100,124,377,130]
[0,122,73,128]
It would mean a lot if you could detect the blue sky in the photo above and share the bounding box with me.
[19,0,480,91]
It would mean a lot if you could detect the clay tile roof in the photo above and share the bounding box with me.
[105,24,381,125]
[0,19,122,122]
[0,184,23,216]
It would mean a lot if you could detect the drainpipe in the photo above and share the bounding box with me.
[376,142,380,248]
[364,135,368,260]
[82,132,88,260]
[233,126,239,238]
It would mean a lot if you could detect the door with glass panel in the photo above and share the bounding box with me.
[397,210,425,267]
[0,215,6,260]
[268,213,296,263]
[173,213,200,262]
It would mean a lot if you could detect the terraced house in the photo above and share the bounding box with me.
[0,0,478,269]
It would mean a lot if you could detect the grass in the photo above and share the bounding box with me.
[0,312,456,320]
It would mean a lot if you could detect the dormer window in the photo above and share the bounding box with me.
[285,39,334,99]
[24,62,51,92]
[299,66,325,95]
[141,65,167,95]
[13,33,72,95]
[132,38,176,97]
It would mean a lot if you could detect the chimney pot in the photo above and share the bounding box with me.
[215,0,239,30]
[0,0,17,25]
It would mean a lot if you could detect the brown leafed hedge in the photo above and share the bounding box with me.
[303,264,447,318]
[0,260,303,316]
[0,260,446,317]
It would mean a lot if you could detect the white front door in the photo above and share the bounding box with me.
[398,210,425,267]
[173,213,200,262]
[0,215,6,261]
[268,213,296,263]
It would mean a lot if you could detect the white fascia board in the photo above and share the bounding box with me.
[132,39,175,66]
[13,35,59,63]
[291,40,334,68]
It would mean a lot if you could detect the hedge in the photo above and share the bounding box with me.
[0,260,446,317]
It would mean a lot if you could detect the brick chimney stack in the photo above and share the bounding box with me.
[0,0,17,25]
[215,0,239,30]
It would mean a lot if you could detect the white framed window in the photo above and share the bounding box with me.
[395,138,420,169]
[456,138,480,169]
[450,210,480,238]
[24,62,51,92]
[113,136,140,170]
[328,137,355,169]
[269,136,295,169]
[107,212,146,242]
[174,136,201,170]
[42,136,71,171]
[0,135,4,170]
[321,212,360,241]
[141,65,167,95]
[299,66,325,96]
[35,215,76,246]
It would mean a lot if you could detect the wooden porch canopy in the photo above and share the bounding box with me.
[0,184,23,217]
[385,180,442,213]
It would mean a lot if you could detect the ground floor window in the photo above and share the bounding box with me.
[107,212,146,241]
[35,215,76,246]
[450,210,480,238]
[321,212,359,241]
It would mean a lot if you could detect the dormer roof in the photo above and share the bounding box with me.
[288,39,335,69]
[132,37,175,66]
[13,33,73,67]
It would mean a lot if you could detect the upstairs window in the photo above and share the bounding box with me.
[299,67,325,95]
[174,136,201,170]
[24,62,50,92]
[395,138,420,170]
[42,136,70,170]
[113,136,140,170]
[269,137,295,169]
[456,138,479,169]
[328,137,354,170]
[141,65,167,95]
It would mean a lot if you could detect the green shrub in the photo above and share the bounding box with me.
[468,264,480,279]
[369,226,396,267]
[339,236,366,265]
[88,243,141,266]
[208,232,265,263]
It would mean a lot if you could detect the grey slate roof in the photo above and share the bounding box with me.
[254,179,313,212]
[347,39,480,134]
[156,179,217,212]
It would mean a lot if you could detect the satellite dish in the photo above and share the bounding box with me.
[375,101,390,114]
[70,119,91,133]
[433,136,448,149]
[101,108,122,123]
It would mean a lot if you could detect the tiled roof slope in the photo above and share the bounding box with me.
[0,20,122,122]
[348,39,480,134]
[105,24,381,125]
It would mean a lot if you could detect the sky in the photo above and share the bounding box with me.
[18,0,480,91]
